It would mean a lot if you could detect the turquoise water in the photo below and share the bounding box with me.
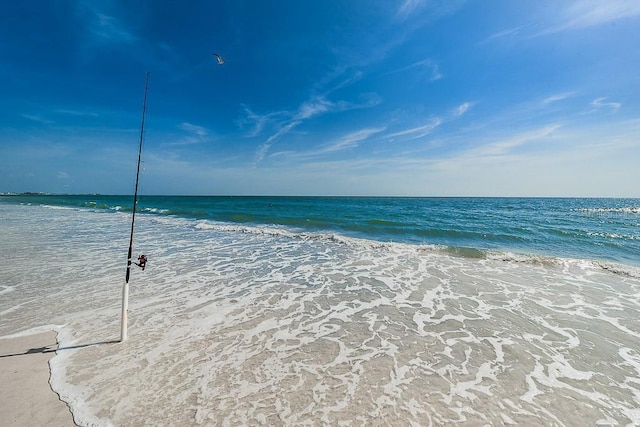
[3,194,638,266]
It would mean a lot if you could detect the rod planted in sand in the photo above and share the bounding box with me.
[122,72,150,342]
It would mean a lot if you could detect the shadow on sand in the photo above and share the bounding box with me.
[0,339,121,358]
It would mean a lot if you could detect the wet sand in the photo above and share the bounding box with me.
[0,331,75,426]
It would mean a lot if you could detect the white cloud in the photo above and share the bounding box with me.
[323,69,364,94]
[162,122,211,147]
[89,12,137,44]
[538,0,640,36]
[385,102,472,142]
[266,127,388,163]
[425,121,640,197]
[255,94,381,163]
[297,98,335,120]
[321,127,387,153]
[460,124,561,159]
[22,114,54,125]
[388,58,443,82]
[591,97,621,113]
[396,0,424,21]
[238,106,285,138]
[454,102,472,116]
[180,122,208,137]
[255,121,300,163]
[55,109,99,117]
[394,0,464,24]
[542,93,575,105]
[564,1,640,28]
[387,117,442,141]
[144,119,640,197]
[484,27,523,43]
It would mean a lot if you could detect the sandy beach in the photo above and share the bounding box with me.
[0,331,75,426]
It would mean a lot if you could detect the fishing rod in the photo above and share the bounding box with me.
[121,71,150,342]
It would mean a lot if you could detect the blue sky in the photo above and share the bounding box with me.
[1,1,639,196]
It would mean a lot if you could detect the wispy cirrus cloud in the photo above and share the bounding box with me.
[387,117,442,141]
[483,27,524,43]
[267,126,387,165]
[396,0,424,21]
[22,114,54,125]
[388,58,443,82]
[298,97,335,120]
[254,94,382,163]
[88,11,137,44]
[22,108,100,126]
[590,97,621,113]
[75,4,137,46]
[179,122,208,137]
[318,68,365,95]
[255,121,300,163]
[321,127,387,154]
[537,0,640,36]
[164,122,211,147]
[463,124,561,158]
[488,2,640,42]
[238,106,287,138]
[454,102,473,116]
[55,109,99,117]
[542,92,575,105]
[395,0,464,24]
[386,101,473,142]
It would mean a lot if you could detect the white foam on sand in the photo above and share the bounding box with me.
[1,204,640,426]
[0,324,65,340]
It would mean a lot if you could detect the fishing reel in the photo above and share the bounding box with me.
[136,254,147,270]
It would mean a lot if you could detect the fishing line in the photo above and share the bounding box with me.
[121,71,150,342]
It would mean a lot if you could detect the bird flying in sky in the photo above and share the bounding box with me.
[212,53,224,65]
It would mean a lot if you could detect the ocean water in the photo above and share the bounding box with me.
[1,196,639,426]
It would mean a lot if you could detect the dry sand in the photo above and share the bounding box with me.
[0,331,76,426]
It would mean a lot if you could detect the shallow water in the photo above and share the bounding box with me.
[1,204,640,425]
[5,195,639,267]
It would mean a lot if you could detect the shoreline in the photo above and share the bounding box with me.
[0,331,76,426]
